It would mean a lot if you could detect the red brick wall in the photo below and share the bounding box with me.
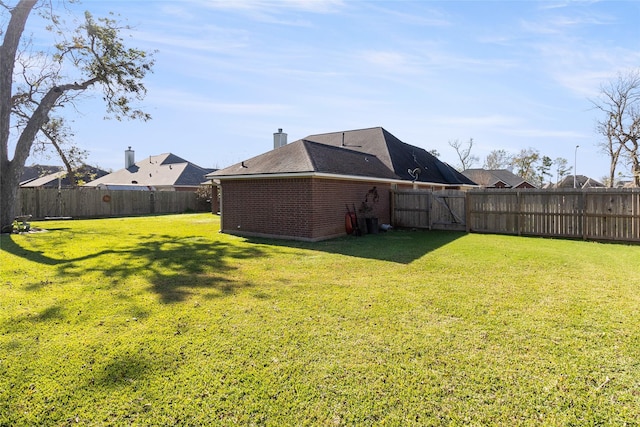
[309,179,390,238]
[210,185,221,214]
[219,177,392,241]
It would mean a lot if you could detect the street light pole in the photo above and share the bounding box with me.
[574,145,579,188]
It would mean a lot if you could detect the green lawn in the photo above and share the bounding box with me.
[1,213,639,426]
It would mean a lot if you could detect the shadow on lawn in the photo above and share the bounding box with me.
[247,229,467,264]
[2,233,264,303]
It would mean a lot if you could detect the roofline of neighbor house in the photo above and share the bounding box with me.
[207,171,478,189]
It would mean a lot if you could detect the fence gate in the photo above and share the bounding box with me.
[391,189,466,231]
[431,190,466,231]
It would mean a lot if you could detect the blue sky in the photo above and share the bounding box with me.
[22,0,640,182]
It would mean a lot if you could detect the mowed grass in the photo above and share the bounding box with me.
[1,213,639,426]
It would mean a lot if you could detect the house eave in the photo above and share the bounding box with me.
[208,171,477,189]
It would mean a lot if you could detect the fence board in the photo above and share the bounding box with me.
[391,190,430,228]
[431,190,466,231]
[392,188,639,243]
[391,189,466,231]
[467,188,639,243]
[17,188,201,219]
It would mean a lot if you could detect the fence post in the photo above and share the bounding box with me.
[35,188,41,218]
[465,191,471,233]
[581,190,587,241]
[517,190,522,236]
[428,190,433,230]
[390,189,396,226]
[150,192,155,214]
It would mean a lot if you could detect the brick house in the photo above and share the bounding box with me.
[207,127,477,241]
[461,169,537,189]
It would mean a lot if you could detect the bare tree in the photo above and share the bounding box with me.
[1,1,154,231]
[592,70,640,187]
[449,137,479,171]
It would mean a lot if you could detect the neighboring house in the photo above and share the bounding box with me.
[617,180,638,188]
[20,165,63,186]
[555,175,605,189]
[207,127,477,241]
[462,169,536,189]
[20,165,109,188]
[84,148,215,192]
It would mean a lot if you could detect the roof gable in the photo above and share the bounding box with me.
[20,165,64,185]
[85,153,211,188]
[20,165,110,188]
[20,171,67,188]
[462,168,535,188]
[208,139,397,180]
[209,127,477,186]
[302,127,475,185]
[556,175,605,189]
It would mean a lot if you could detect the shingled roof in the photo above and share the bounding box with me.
[555,175,605,189]
[462,168,535,188]
[209,127,475,186]
[208,139,397,180]
[85,153,214,189]
[20,165,109,188]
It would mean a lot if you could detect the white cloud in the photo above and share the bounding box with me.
[190,0,346,25]
[364,3,451,27]
[148,89,293,115]
[429,114,521,128]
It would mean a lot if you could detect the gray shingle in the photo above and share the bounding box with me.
[210,127,476,186]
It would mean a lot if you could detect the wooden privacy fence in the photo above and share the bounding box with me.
[391,189,466,231]
[17,188,201,220]
[467,188,640,243]
[392,188,640,243]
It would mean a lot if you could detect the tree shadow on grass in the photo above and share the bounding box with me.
[92,354,152,388]
[2,233,264,303]
[4,303,67,333]
[247,229,467,264]
[0,234,67,266]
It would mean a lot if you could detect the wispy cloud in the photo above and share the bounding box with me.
[521,13,613,35]
[132,27,250,54]
[200,0,345,13]
[429,114,521,128]
[189,0,346,25]
[148,88,293,115]
[530,39,640,96]
[364,3,451,27]
[358,50,422,74]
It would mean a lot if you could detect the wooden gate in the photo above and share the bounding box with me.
[391,189,466,231]
[431,190,466,231]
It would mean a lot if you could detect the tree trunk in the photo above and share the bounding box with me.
[0,161,21,232]
[632,153,640,187]
[0,0,38,232]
